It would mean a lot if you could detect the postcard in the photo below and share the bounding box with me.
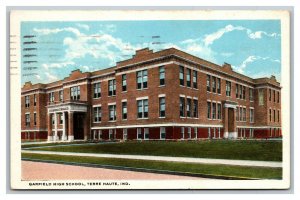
[10,9,290,189]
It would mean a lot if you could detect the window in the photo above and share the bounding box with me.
[236,107,239,121]
[25,96,30,108]
[212,76,216,93]
[59,90,63,101]
[93,83,101,98]
[269,89,272,101]
[70,86,80,100]
[269,109,272,122]
[259,89,264,105]
[93,107,101,122]
[193,71,197,89]
[193,99,198,118]
[217,78,221,94]
[180,97,185,117]
[52,114,55,125]
[186,68,191,87]
[122,101,127,120]
[243,108,246,121]
[144,128,149,140]
[137,99,148,119]
[181,127,184,139]
[242,86,246,100]
[250,108,254,123]
[273,90,276,102]
[160,127,166,140]
[212,102,216,119]
[179,66,184,86]
[49,92,55,102]
[226,81,231,96]
[137,128,142,139]
[33,94,37,106]
[34,113,37,126]
[206,75,211,92]
[108,79,116,96]
[137,70,148,89]
[122,74,127,91]
[194,127,198,139]
[236,84,239,98]
[277,91,280,103]
[123,129,127,140]
[159,97,166,117]
[59,114,63,124]
[187,127,191,139]
[25,114,30,126]
[109,129,115,140]
[159,66,165,86]
[273,109,276,122]
[207,102,211,119]
[249,88,253,101]
[239,107,243,121]
[278,110,280,122]
[186,98,191,117]
[239,85,242,99]
[217,103,221,120]
[109,105,116,121]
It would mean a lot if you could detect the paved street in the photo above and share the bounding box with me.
[22,161,209,180]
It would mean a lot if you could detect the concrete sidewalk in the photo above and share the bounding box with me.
[22,150,282,168]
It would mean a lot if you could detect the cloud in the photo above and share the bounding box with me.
[248,31,279,39]
[35,74,41,80]
[76,23,89,31]
[233,55,281,73]
[99,24,116,33]
[33,27,81,36]
[42,61,75,70]
[45,72,58,81]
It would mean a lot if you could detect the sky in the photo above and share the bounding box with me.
[21,20,281,85]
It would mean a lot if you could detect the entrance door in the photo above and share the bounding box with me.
[73,113,84,140]
[228,108,235,133]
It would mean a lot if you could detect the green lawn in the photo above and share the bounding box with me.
[22,153,282,179]
[26,140,282,161]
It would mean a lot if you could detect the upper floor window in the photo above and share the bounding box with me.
[137,99,148,119]
[269,89,272,101]
[212,77,216,93]
[25,96,30,108]
[217,78,221,94]
[93,83,101,98]
[217,103,221,120]
[25,113,30,126]
[207,101,211,119]
[206,75,211,92]
[239,85,243,99]
[159,97,166,117]
[277,91,280,103]
[109,104,116,121]
[243,108,246,121]
[180,97,185,117]
[236,107,239,121]
[273,109,276,122]
[108,79,116,96]
[137,70,148,89]
[249,88,254,101]
[179,66,184,86]
[122,101,127,120]
[250,108,254,123]
[122,75,127,91]
[278,110,280,122]
[159,66,165,86]
[49,92,55,102]
[34,113,37,126]
[59,90,63,101]
[193,71,197,89]
[269,109,272,122]
[193,99,198,118]
[70,86,80,100]
[226,81,231,97]
[186,98,192,117]
[236,84,239,98]
[59,114,63,124]
[259,89,264,105]
[239,107,243,121]
[273,90,276,102]
[212,102,216,119]
[186,68,191,87]
[93,107,101,122]
[242,86,246,100]
[33,94,37,106]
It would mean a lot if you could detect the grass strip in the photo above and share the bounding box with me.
[26,140,282,161]
[22,152,282,179]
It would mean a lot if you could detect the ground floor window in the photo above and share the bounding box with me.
[160,127,166,140]
[137,128,142,139]
[181,127,184,139]
[144,128,149,140]
[194,127,198,139]
[187,127,191,139]
[123,129,127,140]
[109,129,115,140]
[98,130,102,140]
